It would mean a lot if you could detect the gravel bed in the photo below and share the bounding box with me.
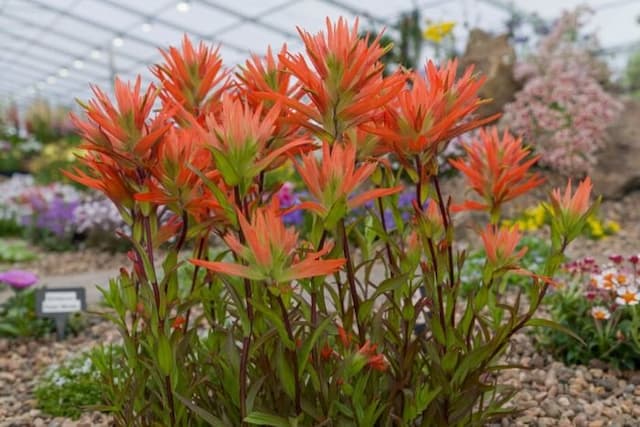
[0,316,117,427]
[0,246,129,277]
[2,309,639,426]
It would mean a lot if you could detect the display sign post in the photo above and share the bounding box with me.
[36,287,86,340]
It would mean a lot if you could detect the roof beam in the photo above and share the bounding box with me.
[94,0,252,55]
[0,11,148,65]
[25,0,251,55]
[0,44,110,82]
[198,0,298,40]
[318,0,392,27]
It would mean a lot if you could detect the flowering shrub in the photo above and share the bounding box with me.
[503,202,620,239]
[67,20,596,426]
[0,174,126,250]
[502,7,622,175]
[540,255,640,370]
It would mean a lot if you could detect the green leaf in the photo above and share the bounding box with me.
[526,318,585,345]
[174,393,227,426]
[372,274,409,299]
[276,347,296,399]
[157,333,173,375]
[298,317,333,372]
[244,411,290,427]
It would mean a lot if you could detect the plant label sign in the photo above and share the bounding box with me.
[36,287,86,340]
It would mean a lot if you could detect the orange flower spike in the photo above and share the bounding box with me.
[73,76,170,164]
[237,45,300,109]
[154,35,228,120]
[367,60,495,161]
[64,154,135,209]
[237,45,312,164]
[171,315,186,330]
[450,127,544,217]
[320,343,334,360]
[548,177,596,245]
[190,200,345,282]
[294,141,403,220]
[134,128,212,213]
[551,177,593,218]
[204,94,309,189]
[480,224,527,267]
[337,326,352,347]
[357,341,388,372]
[280,17,405,140]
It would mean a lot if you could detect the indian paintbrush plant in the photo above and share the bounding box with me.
[66,18,596,426]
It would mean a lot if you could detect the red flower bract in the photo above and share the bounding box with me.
[154,35,229,122]
[366,60,497,163]
[276,17,405,140]
[294,141,403,219]
[190,200,345,282]
[72,76,170,167]
[450,126,544,214]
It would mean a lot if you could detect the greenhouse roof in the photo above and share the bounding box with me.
[1,0,639,108]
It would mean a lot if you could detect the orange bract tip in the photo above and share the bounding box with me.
[450,126,544,214]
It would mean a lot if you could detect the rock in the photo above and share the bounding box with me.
[558,419,573,427]
[590,368,604,379]
[588,421,605,427]
[33,419,45,427]
[593,98,640,199]
[459,29,519,119]
[574,413,588,427]
[544,370,557,388]
[538,417,556,426]
[558,396,571,407]
[542,401,562,418]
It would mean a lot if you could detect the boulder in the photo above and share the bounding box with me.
[459,29,519,119]
[592,97,640,199]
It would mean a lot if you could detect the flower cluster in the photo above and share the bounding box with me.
[502,7,622,175]
[0,173,126,247]
[587,256,640,314]
[541,254,640,369]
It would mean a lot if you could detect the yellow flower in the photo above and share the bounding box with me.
[590,221,604,238]
[423,21,456,43]
[605,220,620,234]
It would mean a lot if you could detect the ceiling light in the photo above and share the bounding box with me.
[73,59,84,69]
[90,49,102,59]
[47,76,57,85]
[141,22,153,33]
[58,68,69,77]
[112,36,124,47]
[176,1,190,13]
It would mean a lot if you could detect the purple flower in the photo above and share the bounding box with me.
[276,182,304,226]
[0,269,38,289]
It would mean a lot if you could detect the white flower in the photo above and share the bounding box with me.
[616,286,640,306]
[591,306,611,320]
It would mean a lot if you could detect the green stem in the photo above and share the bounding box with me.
[234,186,254,425]
[433,176,456,328]
[376,196,397,273]
[339,219,365,344]
[277,295,302,414]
